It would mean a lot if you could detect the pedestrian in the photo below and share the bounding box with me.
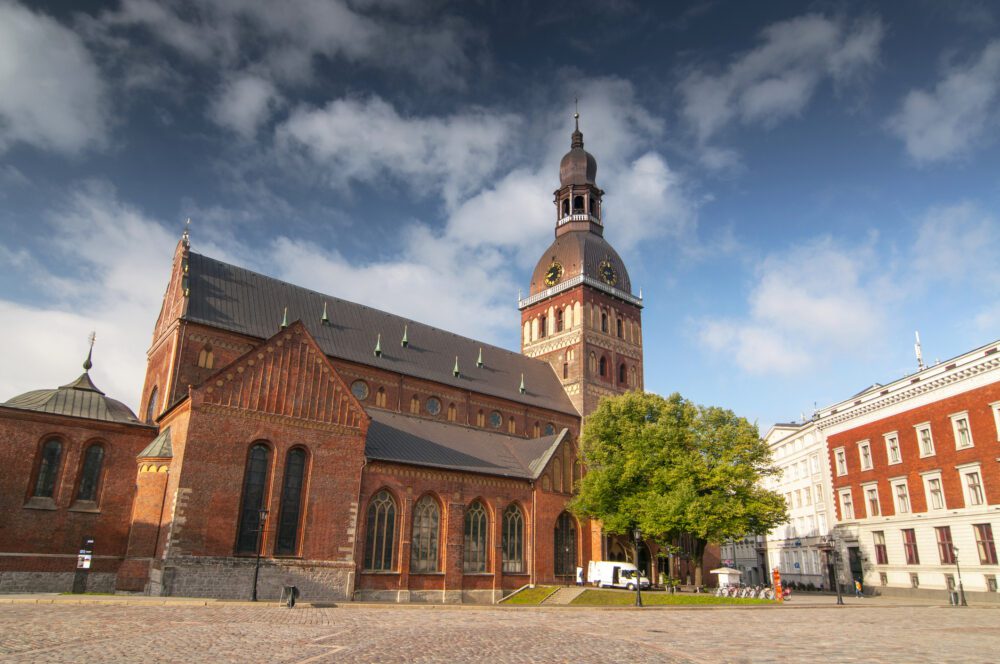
[576,566,584,586]
[854,579,863,598]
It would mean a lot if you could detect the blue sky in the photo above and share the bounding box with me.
[2,0,1000,430]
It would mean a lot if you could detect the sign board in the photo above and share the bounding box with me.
[76,554,92,569]
[794,562,800,569]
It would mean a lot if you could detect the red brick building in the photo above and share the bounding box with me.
[0,121,714,601]
[819,341,1000,601]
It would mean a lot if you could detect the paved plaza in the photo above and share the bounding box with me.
[1,596,998,663]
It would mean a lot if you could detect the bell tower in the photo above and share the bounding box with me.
[519,114,644,418]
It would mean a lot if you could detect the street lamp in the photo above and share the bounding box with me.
[820,537,844,605]
[251,508,269,602]
[633,528,643,608]
[952,545,967,607]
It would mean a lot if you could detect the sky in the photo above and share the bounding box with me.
[2,0,1000,431]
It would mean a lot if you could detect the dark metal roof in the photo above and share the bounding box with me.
[138,426,172,458]
[184,252,578,415]
[365,410,565,479]
[3,372,141,425]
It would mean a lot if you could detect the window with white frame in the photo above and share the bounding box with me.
[858,440,873,471]
[915,423,935,457]
[991,401,1000,441]
[863,483,880,517]
[923,473,945,511]
[834,448,847,476]
[810,454,819,474]
[815,483,824,505]
[891,478,911,514]
[817,512,827,534]
[950,412,974,449]
[958,464,986,507]
[884,432,901,465]
[839,488,855,520]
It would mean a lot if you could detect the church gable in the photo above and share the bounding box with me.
[194,321,367,432]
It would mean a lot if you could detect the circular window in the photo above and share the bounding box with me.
[351,380,369,401]
[544,423,556,436]
[425,397,441,415]
[489,410,502,429]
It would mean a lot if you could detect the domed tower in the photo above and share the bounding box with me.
[519,114,644,417]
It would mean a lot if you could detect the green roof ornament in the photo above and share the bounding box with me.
[519,373,526,394]
[83,331,95,372]
[321,301,330,326]
[280,306,289,330]
[401,324,409,348]
[374,333,382,358]
[453,356,460,377]
[476,347,484,368]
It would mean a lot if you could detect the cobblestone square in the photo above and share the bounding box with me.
[1,597,998,663]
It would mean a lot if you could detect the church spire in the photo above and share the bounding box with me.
[571,102,583,149]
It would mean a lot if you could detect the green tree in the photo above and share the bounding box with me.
[570,391,787,585]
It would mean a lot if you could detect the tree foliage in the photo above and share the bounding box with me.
[570,391,787,557]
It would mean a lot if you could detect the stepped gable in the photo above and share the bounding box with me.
[195,320,368,432]
[365,409,566,479]
[183,252,576,415]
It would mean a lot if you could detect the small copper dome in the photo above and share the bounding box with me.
[559,119,597,187]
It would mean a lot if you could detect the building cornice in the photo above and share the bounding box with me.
[518,274,643,310]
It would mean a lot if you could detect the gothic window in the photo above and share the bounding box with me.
[375,387,387,407]
[145,386,158,424]
[561,199,569,216]
[33,439,63,498]
[552,458,563,492]
[616,318,623,338]
[599,356,607,377]
[275,448,307,555]
[619,363,627,386]
[554,512,577,576]
[573,195,584,212]
[563,363,568,379]
[364,490,397,571]
[197,344,214,369]
[236,443,272,554]
[555,309,563,332]
[539,315,547,338]
[410,395,420,414]
[601,312,608,333]
[463,501,489,573]
[533,421,540,437]
[448,403,457,422]
[502,504,524,573]
[410,495,440,573]
[508,417,516,433]
[523,321,530,345]
[589,352,597,375]
[477,410,485,427]
[75,444,104,502]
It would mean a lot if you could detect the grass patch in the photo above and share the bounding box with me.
[570,589,773,606]
[502,585,559,605]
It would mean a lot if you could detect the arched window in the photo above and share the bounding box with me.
[600,312,608,333]
[145,386,158,424]
[573,195,584,212]
[477,410,485,427]
[544,423,556,436]
[539,315,547,338]
[561,199,569,216]
[563,362,568,379]
[502,504,524,573]
[533,421,540,438]
[197,344,214,369]
[364,490,397,571]
[75,444,104,502]
[589,196,597,217]
[630,366,637,386]
[275,448,307,555]
[554,512,577,576]
[555,309,563,332]
[375,387,387,407]
[463,501,489,573]
[616,318,623,338]
[619,363,627,385]
[410,395,420,414]
[589,352,597,375]
[448,403,457,422]
[552,458,563,492]
[599,356,607,377]
[508,417,516,434]
[33,439,63,498]
[236,443,271,554]
[411,495,440,573]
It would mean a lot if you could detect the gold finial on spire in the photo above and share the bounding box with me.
[83,331,95,372]
[574,97,580,129]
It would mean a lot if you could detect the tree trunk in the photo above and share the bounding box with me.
[692,537,707,587]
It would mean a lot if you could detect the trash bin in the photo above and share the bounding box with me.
[280,585,298,608]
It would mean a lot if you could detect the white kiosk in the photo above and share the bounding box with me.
[710,567,742,587]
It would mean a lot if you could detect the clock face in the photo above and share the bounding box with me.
[544,261,563,286]
[599,260,617,286]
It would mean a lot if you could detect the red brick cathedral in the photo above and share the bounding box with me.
[0,121,703,601]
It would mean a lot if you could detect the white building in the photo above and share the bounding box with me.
[720,535,766,586]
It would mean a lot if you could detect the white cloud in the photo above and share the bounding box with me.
[678,13,883,142]
[0,0,108,154]
[698,237,886,374]
[209,73,283,138]
[887,41,1000,163]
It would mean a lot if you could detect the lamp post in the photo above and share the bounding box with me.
[633,528,643,608]
[952,545,967,607]
[821,537,844,605]
[251,508,269,602]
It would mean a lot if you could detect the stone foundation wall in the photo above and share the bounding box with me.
[0,571,116,594]
[152,556,354,601]
[352,588,502,604]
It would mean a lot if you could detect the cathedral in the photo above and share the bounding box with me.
[0,120,713,601]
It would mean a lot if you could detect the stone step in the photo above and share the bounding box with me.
[542,586,586,604]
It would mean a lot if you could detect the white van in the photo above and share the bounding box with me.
[588,561,651,590]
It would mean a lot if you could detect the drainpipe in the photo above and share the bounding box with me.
[530,480,537,586]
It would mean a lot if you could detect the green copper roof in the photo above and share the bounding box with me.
[3,372,141,425]
[138,426,172,458]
